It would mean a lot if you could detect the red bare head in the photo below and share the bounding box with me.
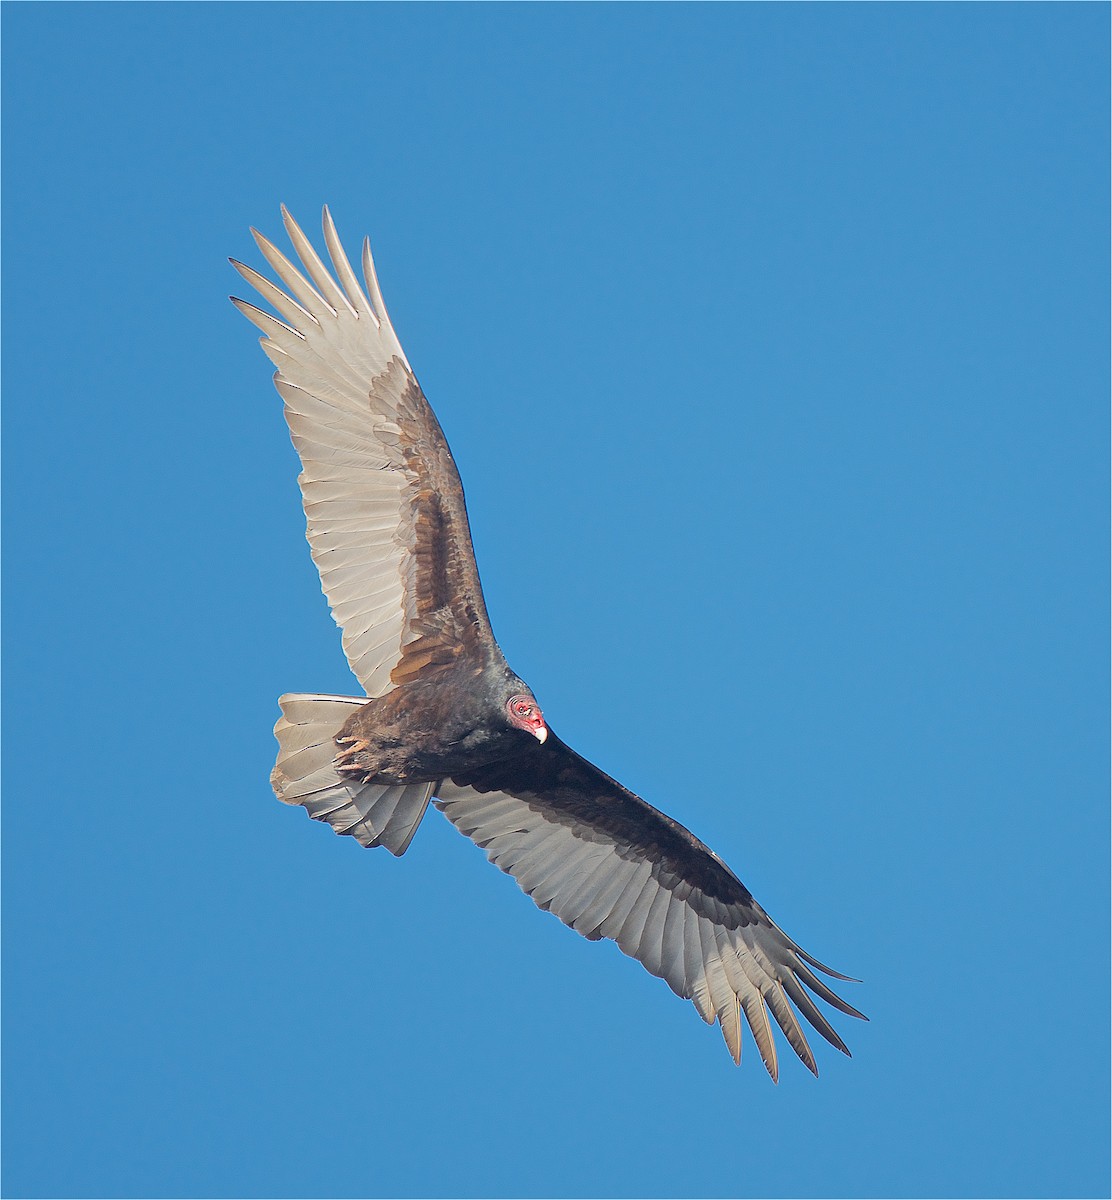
[507,693,548,743]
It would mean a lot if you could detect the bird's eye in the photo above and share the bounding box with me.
[514,701,530,716]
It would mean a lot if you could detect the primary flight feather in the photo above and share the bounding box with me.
[232,206,865,1078]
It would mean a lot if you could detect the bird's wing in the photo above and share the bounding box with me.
[435,735,865,1077]
[232,207,496,697]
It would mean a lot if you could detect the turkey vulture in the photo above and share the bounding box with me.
[231,207,865,1078]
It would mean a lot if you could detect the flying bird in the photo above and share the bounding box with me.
[231,207,865,1078]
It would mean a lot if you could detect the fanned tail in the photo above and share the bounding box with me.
[272,693,434,856]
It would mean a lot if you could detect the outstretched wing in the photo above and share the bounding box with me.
[436,735,866,1078]
[232,207,497,697]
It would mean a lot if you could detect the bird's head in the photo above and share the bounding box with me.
[505,688,548,744]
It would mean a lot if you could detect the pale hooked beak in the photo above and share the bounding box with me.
[533,723,548,744]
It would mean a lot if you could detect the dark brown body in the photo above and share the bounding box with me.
[335,663,539,785]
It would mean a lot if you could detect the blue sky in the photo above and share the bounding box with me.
[3,5,1108,1198]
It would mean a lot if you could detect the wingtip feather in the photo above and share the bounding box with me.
[230,296,304,340]
[321,205,376,322]
[796,946,862,983]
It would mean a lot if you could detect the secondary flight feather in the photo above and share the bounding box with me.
[231,206,866,1078]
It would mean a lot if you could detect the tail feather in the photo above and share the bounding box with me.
[271,693,435,856]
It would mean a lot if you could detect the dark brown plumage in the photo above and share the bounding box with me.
[233,206,866,1078]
